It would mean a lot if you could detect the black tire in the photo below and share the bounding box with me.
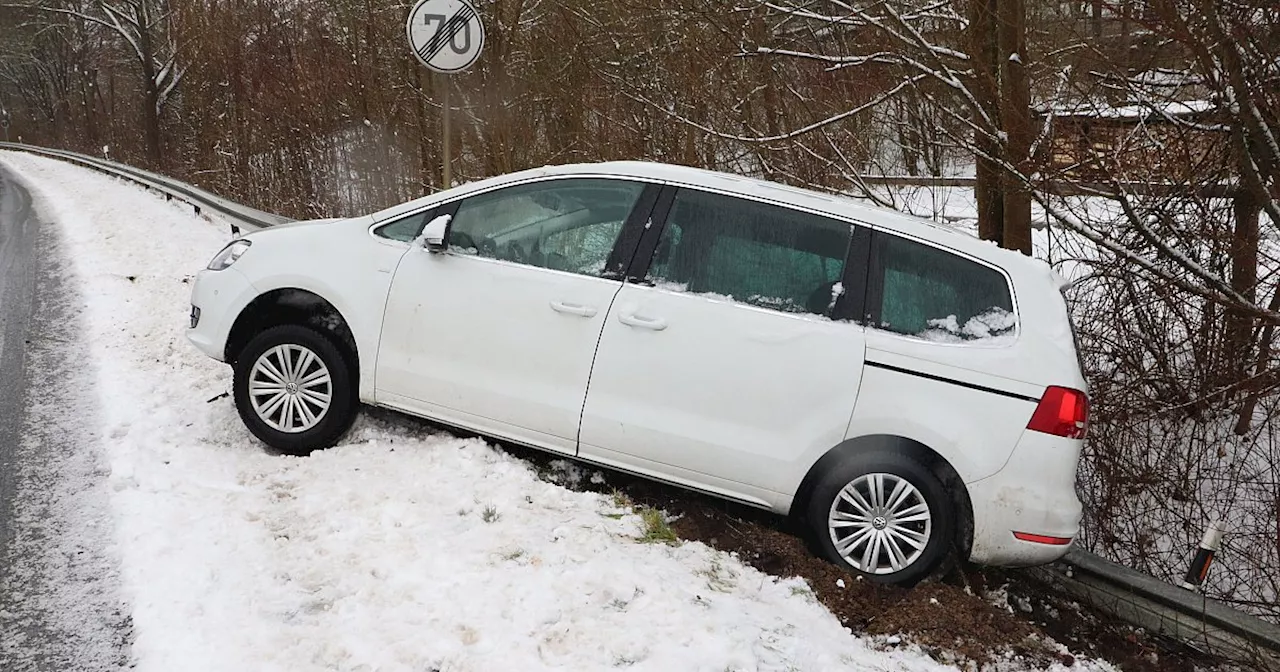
[806,452,954,587]
[233,324,358,455]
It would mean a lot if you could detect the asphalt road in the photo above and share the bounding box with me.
[0,164,37,556]
[0,165,128,670]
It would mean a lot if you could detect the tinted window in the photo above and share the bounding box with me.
[646,189,852,317]
[374,210,432,242]
[876,234,1015,341]
[447,179,645,278]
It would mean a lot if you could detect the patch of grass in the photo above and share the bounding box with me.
[481,505,501,523]
[700,557,737,592]
[501,548,524,561]
[610,489,632,509]
[637,506,678,545]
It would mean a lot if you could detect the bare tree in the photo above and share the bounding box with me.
[4,1,185,166]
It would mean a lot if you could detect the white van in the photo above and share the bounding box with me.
[187,161,1089,585]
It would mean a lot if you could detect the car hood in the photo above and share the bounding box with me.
[269,216,347,229]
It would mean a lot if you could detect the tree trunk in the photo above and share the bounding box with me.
[1225,191,1261,384]
[969,0,1004,245]
[137,21,163,168]
[1234,278,1280,435]
[141,78,162,168]
[997,0,1033,256]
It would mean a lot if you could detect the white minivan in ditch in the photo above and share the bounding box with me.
[187,161,1089,585]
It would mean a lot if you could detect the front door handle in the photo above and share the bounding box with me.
[618,313,668,331]
[549,301,597,318]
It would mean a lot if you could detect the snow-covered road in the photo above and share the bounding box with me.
[0,151,985,672]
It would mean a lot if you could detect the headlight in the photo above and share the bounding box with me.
[207,240,251,271]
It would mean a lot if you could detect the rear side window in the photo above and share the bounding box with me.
[646,189,852,317]
[874,234,1015,342]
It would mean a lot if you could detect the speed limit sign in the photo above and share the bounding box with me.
[406,0,485,74]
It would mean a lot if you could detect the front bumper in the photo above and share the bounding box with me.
[186,266,258,362]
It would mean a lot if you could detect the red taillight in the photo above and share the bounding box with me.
[1027,386,1089,439]
[1013,532,1073,545]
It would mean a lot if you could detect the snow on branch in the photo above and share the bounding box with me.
[617,71,928,143]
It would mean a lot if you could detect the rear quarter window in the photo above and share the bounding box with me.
[873,233,1015,343]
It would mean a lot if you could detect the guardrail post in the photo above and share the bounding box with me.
[1181,520,1227,592]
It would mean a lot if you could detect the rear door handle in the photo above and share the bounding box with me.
[549,301,597,318]
[618,313,668,331]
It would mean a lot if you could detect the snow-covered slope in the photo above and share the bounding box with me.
[0,151,971,672]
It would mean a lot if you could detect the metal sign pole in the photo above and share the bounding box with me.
[442,78,452,189]
[406,0,484,192]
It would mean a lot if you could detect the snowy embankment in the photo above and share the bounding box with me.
[0,151,974,671]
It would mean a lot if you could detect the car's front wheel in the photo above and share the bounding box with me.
[233,325,357,455]
[807,452,954,586]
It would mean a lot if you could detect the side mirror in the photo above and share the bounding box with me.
[419,213,451,252]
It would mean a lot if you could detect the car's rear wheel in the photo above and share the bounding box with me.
[807,452,954,586]
[233,324,357,455]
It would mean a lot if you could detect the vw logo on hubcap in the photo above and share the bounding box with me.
[872,516,888,530]
[285,382,299,395]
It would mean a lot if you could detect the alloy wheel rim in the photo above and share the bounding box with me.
[248,344,332,434]
[827,472,932,575]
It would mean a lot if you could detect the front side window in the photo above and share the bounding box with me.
[374,209,432,242]
[446,178,645,278]
[646,189,853,317]
[875,234,1015,342]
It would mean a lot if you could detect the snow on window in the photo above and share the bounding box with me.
[652,280,691,293]
[920,307,1017,343]
[875,233,1016,344]
[747,295,805,313]
[827,282,845,313]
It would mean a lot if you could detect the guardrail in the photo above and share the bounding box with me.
[0,142,292,231]
[2,141,1278,669]
[1033,550,1280,669]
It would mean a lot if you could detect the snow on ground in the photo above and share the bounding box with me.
[0,150,996,672]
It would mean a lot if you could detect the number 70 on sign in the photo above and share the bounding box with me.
[422,14,472,54]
